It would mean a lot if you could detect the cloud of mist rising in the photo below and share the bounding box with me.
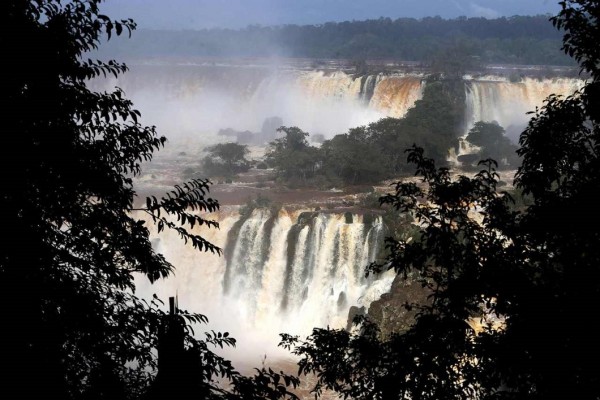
[468,2,502,19]
[89,62,386,148]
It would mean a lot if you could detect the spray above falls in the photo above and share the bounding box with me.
[89,63,425,143]
[89,62,585,150]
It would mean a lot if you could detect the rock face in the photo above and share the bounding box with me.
[346,305,366,331]
[363,274,432,338]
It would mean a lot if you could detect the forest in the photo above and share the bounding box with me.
[198,78,519,189]
[99,14,573,66]
[3,0,599,399]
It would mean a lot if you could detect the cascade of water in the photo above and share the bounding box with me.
[122,66,588,365]
[296,70,363,100]
[223,208,272,319]
[88,65,428,142]
[225,210,395,336]
[359,74,379,105]
[369,75,425,118]
[454,76,585,162]
[136,208,395,362]
[90,65,586,148]
[463,77,585,138]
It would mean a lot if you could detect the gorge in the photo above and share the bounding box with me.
[111,59,585,365]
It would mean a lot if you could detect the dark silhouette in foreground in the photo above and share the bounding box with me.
[145,297,208,400]
[3,1,299,398]
[282,1,600,399]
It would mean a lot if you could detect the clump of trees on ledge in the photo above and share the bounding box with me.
[458,121,520,169]
[185,76,521,189]
[265,78,519,189]
[201,142,251,179]
[281,2,600,399]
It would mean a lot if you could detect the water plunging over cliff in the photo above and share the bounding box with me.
[135,207,394,362]
[119,62,587,363]
[89,65,424,142]
[90,63,584,150]
[464,76,584,139]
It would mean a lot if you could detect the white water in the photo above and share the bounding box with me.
[448,75,585,162]
[90,64,585,156]
[135,207,395,364]
[118,65,586,364]
[89,65,423,143]
[464,76,584,140]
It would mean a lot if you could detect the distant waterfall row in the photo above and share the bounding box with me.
[295,70,425,118]
[92,64,584,144]
[90,65,422,140]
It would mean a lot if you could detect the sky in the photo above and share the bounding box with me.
[101,0,561,30]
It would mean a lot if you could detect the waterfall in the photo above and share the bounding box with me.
[89,63,585,151]
[369,75,425,118]
[87,65,423,142]
[135,207,395,362]
[222,209,393,333]
[464,76,585,138]
[452,75,586,162]
[359,74,379,105]
[118,63,590,365]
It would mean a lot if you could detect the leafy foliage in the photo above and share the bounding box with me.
[282,150,516,400]
[266,126,320,185]
[281,2,600,399]
[268,79,465,188]
[461,121,520,169]
[202,142,251,178]
[322,78,465,183]
[2,1,299,399]
[320,126,390,185]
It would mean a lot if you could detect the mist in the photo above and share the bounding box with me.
[83,1,586,371]
[90,62,389,146]
[132,208,397,368]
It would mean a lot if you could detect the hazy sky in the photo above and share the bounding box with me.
[101,0,561,30]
